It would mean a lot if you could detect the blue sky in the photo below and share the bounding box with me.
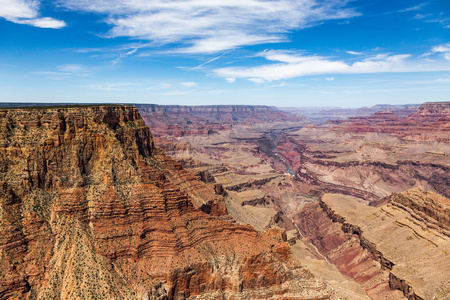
[1,0,449,107]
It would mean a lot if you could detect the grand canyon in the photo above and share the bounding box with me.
[0,102,449,299]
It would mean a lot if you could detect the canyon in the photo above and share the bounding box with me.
[0,102,449,299]
[0,106,332,299]
[138,102,450,300]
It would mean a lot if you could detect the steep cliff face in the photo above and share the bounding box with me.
[0,106,331,299]
[297,192,450,300]
[136,104,303,137]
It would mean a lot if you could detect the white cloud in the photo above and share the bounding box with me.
[85,82,142,92]
[181,82,198,88]
[271,82,287,87]
[36,64,88,80]
[414,13,431,19]
[112,46,141,65]
[432,43,450,61]
[399,3,425,12]
[57,0,359,53]
[346,51,362,55]
[188,50,233,71]
[13,17,66,28]
[0,0,37,19]
[432,43,450,53]
[214,49,450,82]
[57,64,83,72]
[326,77,335,81]
[249,78,265,84]
[0,0,65,28]
[226,78,236,83]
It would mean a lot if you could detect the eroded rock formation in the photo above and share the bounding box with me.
[297,191,450,300]
[329,102,450,141]
[135,102,450,300]
[0,106,332,299]
[136,104,304,137]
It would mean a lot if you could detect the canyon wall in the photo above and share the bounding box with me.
[136,104,304,137]
[297,191,450,300]
[329,102,450,141]
[138,101,450,300]
[0,106,332,299]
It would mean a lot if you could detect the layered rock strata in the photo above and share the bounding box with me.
[329,102,450,141]
[298,191,450,300]
[0,106,332,299]
[136,104,304,137]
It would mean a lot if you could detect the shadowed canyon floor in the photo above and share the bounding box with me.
[139,102,450,300]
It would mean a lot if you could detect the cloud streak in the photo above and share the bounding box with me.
[432,43,450,61]
[214,49,450,82]
[57,0,359,53]
[0,0,65,28]
[187,50,234,71]
[35,64,89,80]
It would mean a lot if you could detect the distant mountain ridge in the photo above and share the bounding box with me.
[280,104,421,124]
[328,101,450,141]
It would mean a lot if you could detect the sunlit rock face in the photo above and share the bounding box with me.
[135,102,450,300]
[0,105,333,300]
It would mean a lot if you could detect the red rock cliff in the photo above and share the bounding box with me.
[0,105,330,299]
[136,104,303,137]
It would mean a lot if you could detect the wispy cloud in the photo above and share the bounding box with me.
[187,50,233,71]
[57,0,360,53]
[432,42,450,60]
[0,0,65,28]
[432,43,450,53]
[112,46,141,65]
[401,5,450,29]
[214,49,450,82]
[85,82,142,92]
[180,82,198,88]
[399,3,426,13]
[271,82,287,87]
[346,50,362,55]
[35,64,89,80]
[414,13,432,19]
[57,64,83,72]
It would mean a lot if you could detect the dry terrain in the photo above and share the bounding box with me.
[140,102,450,300]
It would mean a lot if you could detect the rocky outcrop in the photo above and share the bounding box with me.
[297,192,450,300]
[0,105,332,299]
[387,188,450,236]
[296,202,404,299]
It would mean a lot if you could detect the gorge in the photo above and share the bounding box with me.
[0,102,449,299]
